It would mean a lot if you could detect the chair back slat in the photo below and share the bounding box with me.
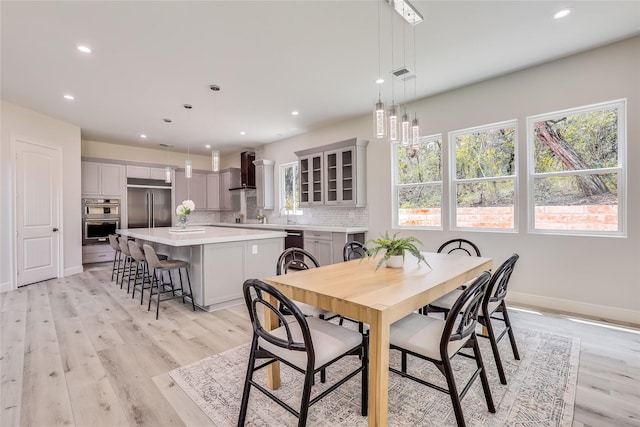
[276,247,320,275]
[343,241,368,261]
[437,238,481,257]
[442,271,491,348]
[487,254,519,304]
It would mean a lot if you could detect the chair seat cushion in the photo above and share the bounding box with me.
[156,259,188,269]
[429,289,463,311]
[390,313,469,361]
[259,317,362,371]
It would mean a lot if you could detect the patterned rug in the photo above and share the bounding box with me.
[169,325,580,426]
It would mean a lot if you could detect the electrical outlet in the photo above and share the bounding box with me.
[252,244,258,255]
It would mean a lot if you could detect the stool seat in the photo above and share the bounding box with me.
[155,259,188,269]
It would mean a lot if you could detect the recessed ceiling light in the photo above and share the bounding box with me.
[205,144,211,148]
[376,78,384,84]
[183,104,193,109]
[291,111,299,116]
[63,94,74,100]
[240,131,246,135]
[553,8,571,19]
[140,134,147,139]
[163,118,172,123]
[76,45,92,54]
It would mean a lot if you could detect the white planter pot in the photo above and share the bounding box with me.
[385,255,404,268]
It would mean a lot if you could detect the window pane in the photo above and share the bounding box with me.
[456,180,515,229]
[398,185,442,227]
[533,108,618,173]
[397,139,441,184]
[533,174,618,231]
[455,126,515,179]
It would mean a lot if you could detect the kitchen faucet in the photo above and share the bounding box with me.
[279,206,292,225]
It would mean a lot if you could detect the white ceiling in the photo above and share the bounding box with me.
[2,1,639,156]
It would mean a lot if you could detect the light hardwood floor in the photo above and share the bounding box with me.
[1,264,639,427]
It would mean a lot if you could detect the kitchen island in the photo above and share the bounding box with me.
[118,226,285,311]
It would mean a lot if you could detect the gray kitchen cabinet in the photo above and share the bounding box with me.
[253,159,274,210]
[82,161,124,197]
[295,137,368,208]
[219,168,241,211]
[298,153,324,207]
[175,170,207,211]
[304,230,332,266]
[126,165,167,180]
[206,172,220,210]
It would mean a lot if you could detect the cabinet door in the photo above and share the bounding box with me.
[254,160,274,210]
[100,163,124,196]
[304,231,333,266]
[339,147,356,205]
[126,165,150,179]
[81,161,100,195]
[299,154,323,206]
[191,172,207,210]
[324,150,340,205]
[149,167,167,180]
[206,173,220,210]
[219,169,240,211]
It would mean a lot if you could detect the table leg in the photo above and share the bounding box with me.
[367,308,389,426]
[264,293,281,390]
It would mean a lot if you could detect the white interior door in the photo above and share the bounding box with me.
[15,139,60,286]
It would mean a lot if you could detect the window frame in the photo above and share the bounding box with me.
[526,99,626,237]
[392,134,444,230]
[279,161,303,215]
[449,119,519,233]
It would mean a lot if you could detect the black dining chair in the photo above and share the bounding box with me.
[238,279,368,427]
[389,272,494,427]
[428,254,521,384]
[343,241,368,261]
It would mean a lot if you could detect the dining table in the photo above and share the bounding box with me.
[262,251,493,426]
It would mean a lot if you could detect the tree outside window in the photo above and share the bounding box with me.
[527,100,625,235]
[393,135,443,229]
[280,162,302,215]
[450,120,518,231]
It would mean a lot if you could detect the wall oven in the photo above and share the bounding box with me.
[82,198,121,245]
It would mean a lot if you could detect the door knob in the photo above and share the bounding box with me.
[52,228,59,232]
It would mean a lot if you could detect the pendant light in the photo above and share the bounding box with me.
[373,0,386,139]
[185,143,192,178]
[164,144,172,183]
[410,22,421,149]
[212,149,220,172]
[401,111,410,146]
[388,6,399,143]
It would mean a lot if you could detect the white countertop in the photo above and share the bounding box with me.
[206,222,368,234]
[117,226,286,247]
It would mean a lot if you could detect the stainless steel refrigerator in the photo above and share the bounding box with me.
[127,184,172,228]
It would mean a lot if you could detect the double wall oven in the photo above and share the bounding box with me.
[82,198,120,245]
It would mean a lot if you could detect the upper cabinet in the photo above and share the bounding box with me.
[253,159,274,210]
[82,161,125,197]
[295,138,368,208]
[175,170,207,210]
[126,165,167,180]
[206,172,220,210]
[219,168,241,211]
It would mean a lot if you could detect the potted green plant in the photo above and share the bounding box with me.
[366,231,431,270]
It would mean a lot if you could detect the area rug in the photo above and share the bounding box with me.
[169,326,580,426]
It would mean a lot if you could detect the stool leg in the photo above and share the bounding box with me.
[140,262,148,305]
[131,261,139,299]
[155,271,163,320]
[148,269,157,312]
[184,267,196,312]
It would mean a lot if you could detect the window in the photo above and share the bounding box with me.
[279,161,302,215]
[527,100,625,236]
[450,120,517,231]
[393,135,443,229]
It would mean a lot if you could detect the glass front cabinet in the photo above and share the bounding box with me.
[296,138,368,208]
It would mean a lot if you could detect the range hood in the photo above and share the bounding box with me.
[229,151,256,190]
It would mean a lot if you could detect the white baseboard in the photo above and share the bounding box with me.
[507,291,640,326]
[64,265,84,277]
[0,281,13,293]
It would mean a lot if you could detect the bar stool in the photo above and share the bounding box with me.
[108,234,123,283]
[118,237,136,292]
[143,244,196,319]
[128,240,153,305]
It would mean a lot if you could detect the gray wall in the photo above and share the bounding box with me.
[262,36,640,324]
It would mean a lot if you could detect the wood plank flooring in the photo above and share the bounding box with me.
[1,264,639,426]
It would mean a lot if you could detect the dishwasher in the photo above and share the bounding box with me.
[284,229,305,270]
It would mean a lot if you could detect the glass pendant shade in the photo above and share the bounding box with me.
[164,166,172,183]
[411,117,421,149]
[388,105,399,142]
[401,113,410,146]
[212,149,220,172]
[185,159,192,178]
[374,100,386,138]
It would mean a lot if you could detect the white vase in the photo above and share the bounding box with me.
[385,255,404,268]
[177,216,189,229]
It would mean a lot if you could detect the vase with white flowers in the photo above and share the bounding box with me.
[176,199,195,228]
